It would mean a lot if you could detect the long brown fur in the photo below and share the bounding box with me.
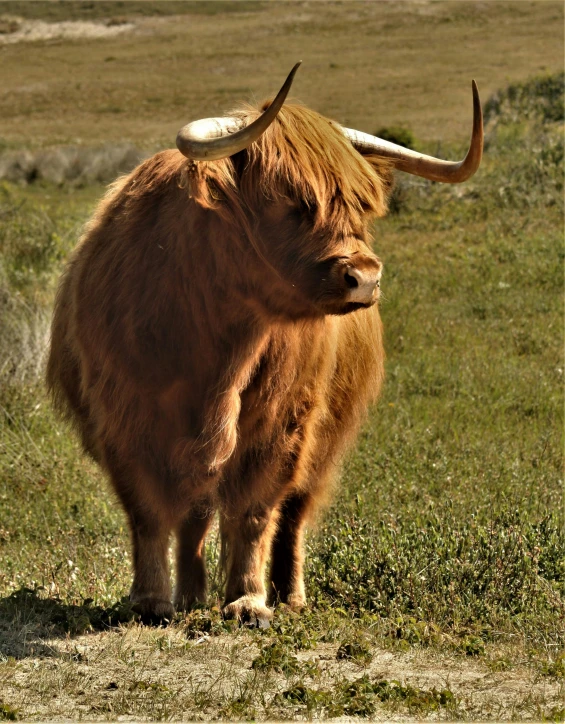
[47,100,392,624]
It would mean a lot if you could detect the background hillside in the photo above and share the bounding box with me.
[0,0,563,147]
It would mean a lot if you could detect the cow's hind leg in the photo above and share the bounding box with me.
[106,456,174,624]
[268,491,313,610]
[174,499,215,611]
[127,506,174,624]
[220,504,279,628]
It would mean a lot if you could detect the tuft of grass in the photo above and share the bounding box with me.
[0,703,18,721]
[251,641,303,676]
[182,606,238,639]
[267,608,318,650]
[336,637,373,665]
[539,652,565,679]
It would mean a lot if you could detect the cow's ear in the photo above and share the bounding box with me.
[363,154,395,201]
[184,156,235,212]
[228,148,267,209]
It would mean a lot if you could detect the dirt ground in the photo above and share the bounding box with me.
[0,17,134,44]
[1,624,563,721]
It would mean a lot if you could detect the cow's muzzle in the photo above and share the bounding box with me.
[339,255,382,306]
[343,263,381,305]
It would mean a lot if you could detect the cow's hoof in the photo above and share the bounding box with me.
[222,596,272,629]
[244,613,271,630]
[131,598,175,625]
[286,594,306,612]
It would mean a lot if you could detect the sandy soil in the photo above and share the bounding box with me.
[0,17,134,44]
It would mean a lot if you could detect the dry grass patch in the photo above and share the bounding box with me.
[0,1,562,148]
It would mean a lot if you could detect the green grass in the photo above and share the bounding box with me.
[270,676,458,719]
[303,78,564,655]
[0,74,563,719]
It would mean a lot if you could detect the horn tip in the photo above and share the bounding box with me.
[278,62,302,99]
[289,61,302,77]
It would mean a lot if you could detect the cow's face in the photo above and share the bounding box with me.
[192,103,392,319]
[225,104,392,319]
[182,81,480,321]
[256,197,383,317]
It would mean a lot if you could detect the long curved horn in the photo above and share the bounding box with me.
[176,62,302,162]
[342,80,483,183]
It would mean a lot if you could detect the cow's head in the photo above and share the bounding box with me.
[176,64,482,319]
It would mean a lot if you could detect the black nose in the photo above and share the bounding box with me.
[344,269,360,288]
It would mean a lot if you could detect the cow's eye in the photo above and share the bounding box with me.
[300,200,317,217]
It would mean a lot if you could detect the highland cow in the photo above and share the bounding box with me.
[47,64,482,626]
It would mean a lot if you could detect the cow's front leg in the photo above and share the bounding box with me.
[174,500,215,611]
[220,504,279,627]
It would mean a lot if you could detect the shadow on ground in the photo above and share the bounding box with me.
[0,587,138,659]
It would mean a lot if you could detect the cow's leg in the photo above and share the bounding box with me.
[220,504,279,627]
[126,505,174,624]
[105,454,174,624]
[174,501,215,611]
[268,490,313,610]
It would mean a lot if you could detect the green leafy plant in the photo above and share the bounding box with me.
[251,641,301,675]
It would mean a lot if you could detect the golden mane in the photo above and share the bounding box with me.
[188,100,393,231]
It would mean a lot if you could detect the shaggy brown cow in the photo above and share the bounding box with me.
[47,64,482,626]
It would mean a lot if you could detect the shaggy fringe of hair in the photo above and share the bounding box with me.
[83,101,394,273]
[185,101,393,257]
[88,99,394,234]
[190,101,392,211]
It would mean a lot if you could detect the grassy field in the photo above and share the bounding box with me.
[0,2,564,721]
